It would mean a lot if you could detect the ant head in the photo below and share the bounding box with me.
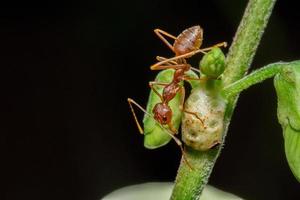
[152,103,172,125]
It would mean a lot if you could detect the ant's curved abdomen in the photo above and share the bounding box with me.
[173,26,203,56]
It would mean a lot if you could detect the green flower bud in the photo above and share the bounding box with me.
[200,47,225,78]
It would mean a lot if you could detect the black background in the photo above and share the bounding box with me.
[2,1,300,200]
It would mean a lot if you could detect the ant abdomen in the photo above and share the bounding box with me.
[173,26,203,56]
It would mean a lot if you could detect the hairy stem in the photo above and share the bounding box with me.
[171,0,277,199]
[222,62,286,99]
[222,0,277,87]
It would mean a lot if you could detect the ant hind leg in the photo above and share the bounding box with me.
[154,29,177,53]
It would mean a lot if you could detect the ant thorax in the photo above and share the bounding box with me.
[162,83,180,103]
[173,26,203,56]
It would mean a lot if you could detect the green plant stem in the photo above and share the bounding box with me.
[222,0,277,87]
[222,62,286,99]
[171,0,277,199]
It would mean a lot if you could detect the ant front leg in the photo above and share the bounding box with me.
[154,29,177,53]
[149,81,169,87]
[182,75,208,82]
[151,50,206,68]
[201,41,228,52]
[150,64,188,71]
[152,42,228,67]
[148,81,169,102]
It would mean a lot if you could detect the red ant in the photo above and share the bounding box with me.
[127,26,226,168]
[147,25,227,128]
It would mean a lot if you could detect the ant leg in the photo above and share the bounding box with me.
[151,42,227,67]
[208,140,222,149]
[178,86,205,128]
[183,75,208,82]
[178,87,206,129]
[151,50,207,68]
[156,56,178,65]
[148,82,166,102]
[151,64,188,71]
[178,85,186,111]
[157,56,200,73]
[183,110,207,129]
[154,29,177,53]
[127,98,153,134]
[179,86,205,128]
[149,81,168,87]
[180,145,194,170]
[199,41,227,52]
[168,87,194,170]
[213,41,228,48]
[150,49,206,69]
[168,122,178,135]
[164,128,193,170]
[190,67,201,73]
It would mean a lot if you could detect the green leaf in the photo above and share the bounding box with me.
[274,64,300,182]
[283,126,300,182]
